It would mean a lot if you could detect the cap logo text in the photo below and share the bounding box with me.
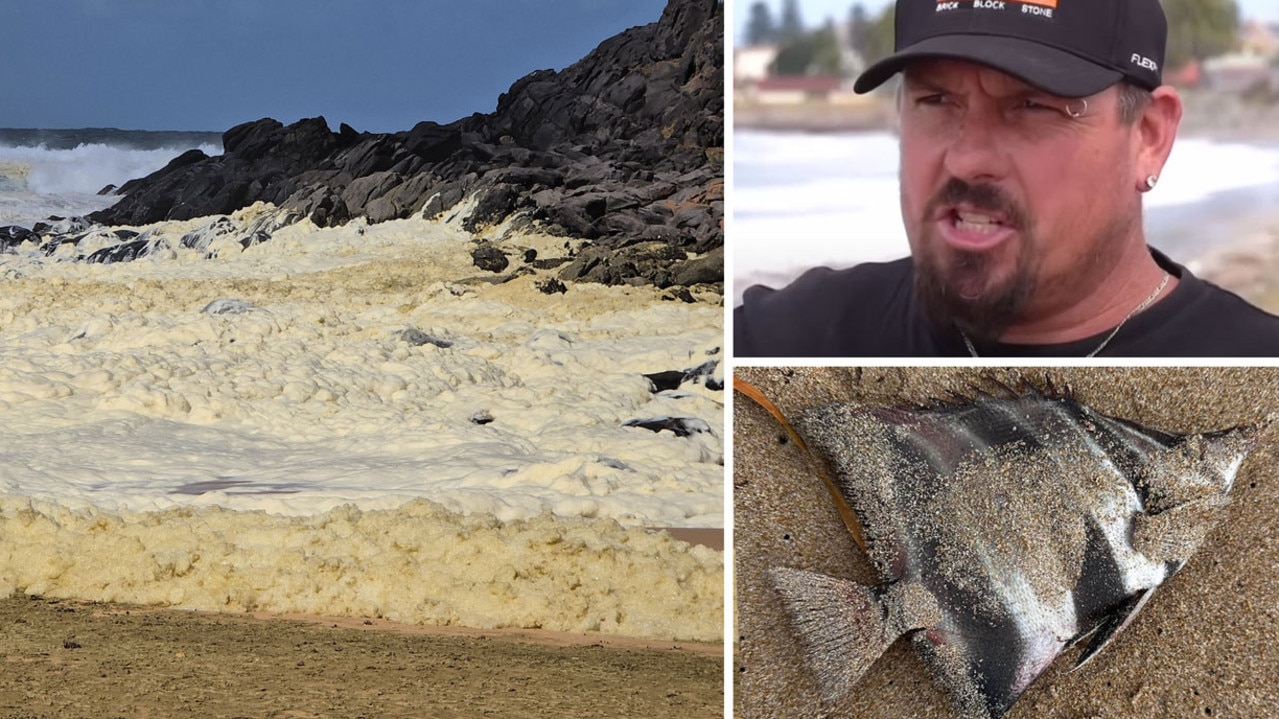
[935,0,1057,17]
[1131,54,1158,72]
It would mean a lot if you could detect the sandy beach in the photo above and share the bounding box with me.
[734,367,1279,719]
[0,594,722,719]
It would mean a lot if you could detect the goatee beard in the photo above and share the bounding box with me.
[912,178,1036,343]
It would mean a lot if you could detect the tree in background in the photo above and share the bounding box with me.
[1163,0,1240,68]
[849,3,873,57]
[745,1,778,45]
[859,4,896,70]
[779,0,805,41]
[771,22,846,76]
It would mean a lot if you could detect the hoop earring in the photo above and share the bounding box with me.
[1143,174,1159,191]
[1066,99,1088,119]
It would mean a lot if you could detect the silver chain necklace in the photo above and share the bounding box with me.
[960,271,1171,358]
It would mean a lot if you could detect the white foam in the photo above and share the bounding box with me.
[0,206,724,639]
[0,206,724,530]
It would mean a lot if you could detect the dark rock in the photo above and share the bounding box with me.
[335,137,399,178]
[673,245,722,286]
[202,298,257,315]
[621,416,712,438]
[644,371,686,393]
[405,121,463,162]
[643,358,720,393]
[86,0,722,289]
[531,256,570,270]
[399,328,454,348]
[338,122,362,145]
[34,216,90,237]
[85,236,169,264]
[535,278,568,295]
[97,184,117,196]
[180,216,238,252]
[341,170,400,214]
[463,184,520,232]
[470,242,509,273]
[0,225,37,250]
[664,287,696,303]
[222,118,284,157]
[557,242,686,287]
[470,410,495,425]
[365,196,401,225]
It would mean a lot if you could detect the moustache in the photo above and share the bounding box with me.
[925,178,1028,231]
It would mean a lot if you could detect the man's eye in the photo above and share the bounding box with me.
[914,94,949,106]
[1017,98,1060,112]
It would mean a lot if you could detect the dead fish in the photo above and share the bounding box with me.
[768,382,1263,719]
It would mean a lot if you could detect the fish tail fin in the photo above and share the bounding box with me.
[770,567,904,703]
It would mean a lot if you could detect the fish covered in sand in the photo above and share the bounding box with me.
[766,381,1264,719]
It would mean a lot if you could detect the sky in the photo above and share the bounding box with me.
[0,0,670,132]
[732,0,1279,41]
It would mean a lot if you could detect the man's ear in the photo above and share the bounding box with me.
[1135,86,1182,191]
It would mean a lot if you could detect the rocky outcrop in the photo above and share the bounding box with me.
[88,0,723,291]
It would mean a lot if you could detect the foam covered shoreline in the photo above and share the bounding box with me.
[0,497,723,641]
[1,204,723,640]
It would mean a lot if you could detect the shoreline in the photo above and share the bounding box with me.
[1,206,725,646]
[0,593,723,718]
[0,495,725,644]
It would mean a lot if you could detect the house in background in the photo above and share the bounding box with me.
[734,46,779,88]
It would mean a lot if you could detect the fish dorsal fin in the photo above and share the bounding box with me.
[1072,586,1159,671]
[770,568,928,704]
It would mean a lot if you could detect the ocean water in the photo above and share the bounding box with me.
[0,136,725,641]
[733,130,1279,304]
[0,128,221,227]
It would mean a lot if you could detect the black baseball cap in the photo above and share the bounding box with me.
[854,0,1167,98]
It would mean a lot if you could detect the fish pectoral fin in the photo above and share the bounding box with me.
[769,567,910,703]
[1071,586,1159,671]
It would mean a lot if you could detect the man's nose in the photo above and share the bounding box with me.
[941,104,1010,185]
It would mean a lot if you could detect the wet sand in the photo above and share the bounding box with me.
[663,528,725,552]
[733,367,1279,719]
[0,593,723,719]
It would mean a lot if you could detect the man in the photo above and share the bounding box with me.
[733,0,1279,357]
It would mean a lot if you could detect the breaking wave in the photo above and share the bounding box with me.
[0,140,220,196]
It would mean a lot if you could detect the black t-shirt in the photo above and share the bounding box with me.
[734,249,1279,357]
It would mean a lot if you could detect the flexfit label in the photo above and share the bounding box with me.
[936,0,1057,18]
[1131,53,1158,72]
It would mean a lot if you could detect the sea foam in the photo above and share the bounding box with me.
[0,204,724,640]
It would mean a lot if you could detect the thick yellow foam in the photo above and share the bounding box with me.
[0,496,722,642]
